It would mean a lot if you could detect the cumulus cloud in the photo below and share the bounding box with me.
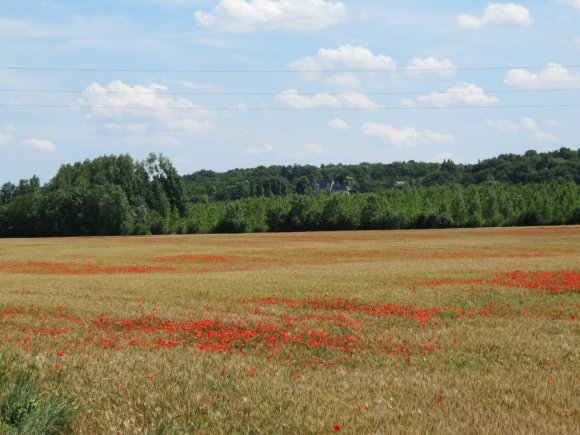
[457,3,533,30]
[431,152,459,163]
[80,81,201,120]
[324,72,361,87]
[417,83,499,107]
[167,119,214,132]
[0,132,11,144]
[362,123,455,147]
[0,124,14,145]
[504,63,580,89]
[125,136,183,147]
[521,118,558,142]
[276,89,381,109]
[405,57,456,77]
[195,0,348,33]
[305,144,329,155]
[79,81,213,135]
[244,144,274,155]
[22,138,55,153]
[179,81,222,92]
[289,45,396,87]
[486,119,520,133]
[290,45,396,72]
[327,118,350,130]
[559,0,580,10]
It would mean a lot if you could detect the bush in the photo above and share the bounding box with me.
[215,203,251,233]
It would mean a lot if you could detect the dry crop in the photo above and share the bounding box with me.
[0,227,578,433]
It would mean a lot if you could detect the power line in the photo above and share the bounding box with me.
[1,103,579,111]
[1,64,579,73]
[1,88,579,96]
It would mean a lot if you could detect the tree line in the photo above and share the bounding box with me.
[0,150,579,237]
[183,147,580,202]
[0,154,187,237]
[188,182,579,234]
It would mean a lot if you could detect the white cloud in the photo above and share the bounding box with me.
[327,118,350,130]
[559,0,580,10]
[125,136,183,147]
[290,45,396,72]
[362,123,455,147]
[417,83,499,107]
[277,89,380,109]
[458,3,533,30]
[545,120,562,127]
[0,131,12,145]
[79,81,214,136]
[167,119,214,132]
[405,57,456,77]
[80,81,202,120]
[244,144,274,155]
[305,144,329,155]
[0,132,11,144]
[486,119,520,133]
[289,45,395,87]
[195,0,348,33]
[457,14,484,30]
[504,63,580,89]
[324,72,361,88]
[101,123,149,133]
[521,118,558,142]
[22,139,55,153]
[0,124,14,145]
[179,81,222,92]
[431,152,459,163]
[572,36,580,48]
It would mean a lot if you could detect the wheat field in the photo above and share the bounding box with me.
[0,226,578,433]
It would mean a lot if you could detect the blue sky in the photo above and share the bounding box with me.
[1,0,579,183]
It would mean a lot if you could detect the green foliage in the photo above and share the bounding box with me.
[0,154,187,237]
[185,182,579,234]
[0,364,75,435]
[0,149,578,237]
[183,148,580,201]
[1,372,39,427]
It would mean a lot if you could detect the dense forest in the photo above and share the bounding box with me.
[183,147,580,202]
[0,154,187,237]
[0,148,579,237]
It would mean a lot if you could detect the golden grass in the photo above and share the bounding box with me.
[0,226,579,434]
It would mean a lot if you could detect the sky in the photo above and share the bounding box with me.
[1,0,579,183]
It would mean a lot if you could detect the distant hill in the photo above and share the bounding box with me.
[182,147,579,202]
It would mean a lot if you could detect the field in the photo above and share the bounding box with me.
[0,226,579,434]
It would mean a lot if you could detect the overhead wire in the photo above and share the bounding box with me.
[0,64,579,73]
[0,88,579,96]
[1,63,579,111]
[2,103,579,111]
